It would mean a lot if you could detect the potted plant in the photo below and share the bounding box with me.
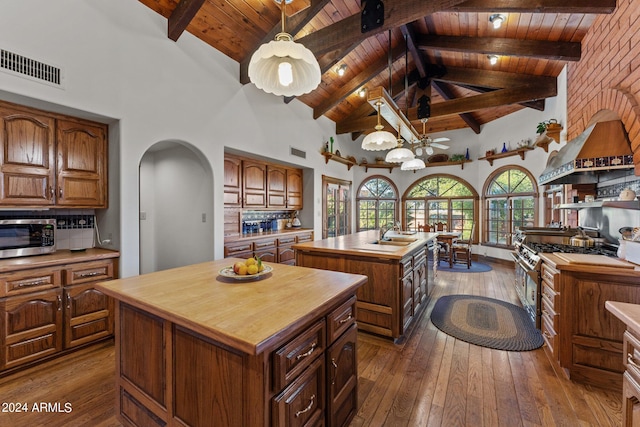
[537,119,561,135]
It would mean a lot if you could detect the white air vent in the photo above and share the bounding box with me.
[0,49,63,88]
[290,146,306,159]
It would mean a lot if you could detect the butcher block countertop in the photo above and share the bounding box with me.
[538,252,640,277]
[96,258,366,355]
[293,230,438,259]
[0,248,119,273]
[606,301,640,336]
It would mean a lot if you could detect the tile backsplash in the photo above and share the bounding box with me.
[0,209,95,250]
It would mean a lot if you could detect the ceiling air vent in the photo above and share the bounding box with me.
[290,146,306,159]
[0,49,63,87]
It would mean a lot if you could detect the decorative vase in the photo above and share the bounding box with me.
[465,148,470,160]
[501,142,508,153]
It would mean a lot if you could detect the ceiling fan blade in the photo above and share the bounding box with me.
[430,142,449,149]
[432,137,450,143]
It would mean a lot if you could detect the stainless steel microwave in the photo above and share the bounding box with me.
[0,218,56,259]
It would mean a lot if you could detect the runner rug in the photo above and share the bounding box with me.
[430,294,544,351]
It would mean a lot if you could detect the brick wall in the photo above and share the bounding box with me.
[567,0,640,173]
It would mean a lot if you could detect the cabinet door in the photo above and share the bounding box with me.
[267,165,287,208]
[623,372,640,427]
[286,168,303,209]
[243,160,266,207]
[64,282,114,348]
[413,259,427,314]
[402,272,414,331]
[0,105,56,206]
[327,324,357,427]
[224,155,243,206]
[277,246,296,265]
[0,288,63,370]
[56,119,107,207]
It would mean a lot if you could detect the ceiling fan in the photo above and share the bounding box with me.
[414,119,450,156]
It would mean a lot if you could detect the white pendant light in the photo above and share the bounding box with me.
[401,158,426,171]
[248,1,321,97]
[385,126,415,163]
[362,101,397,151]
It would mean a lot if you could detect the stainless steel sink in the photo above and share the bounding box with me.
[373,239,411,246]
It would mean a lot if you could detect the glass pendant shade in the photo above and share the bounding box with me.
[401,158,426,171]
[361,129,397,151]
[385,146,415,163]
[425,146,434,155]
[249,33,321,97]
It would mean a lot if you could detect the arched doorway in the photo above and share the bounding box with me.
[139,141,214,273]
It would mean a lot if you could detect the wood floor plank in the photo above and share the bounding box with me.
[0,259,623,427]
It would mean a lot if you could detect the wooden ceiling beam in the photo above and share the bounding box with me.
[239,0,332,84]
[168,0,207,41]
[298,0,468,57]
[433,66,557,89]
[432,81,481,134]
[449,0,615,13]
[455,84,547,110]
[336,82,556,134]
[417,35,581,61]
[313,44,406,119]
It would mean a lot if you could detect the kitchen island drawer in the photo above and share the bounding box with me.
[624,330,640,384]
[327,296,356,343]
[541,263,558,290]
[0,267,62,297]
[64,260,115,285]
[272,357,325,427]
[273,319,326,391]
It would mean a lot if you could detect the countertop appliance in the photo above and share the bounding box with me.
[512,226,617,329]
[0,218,56,259]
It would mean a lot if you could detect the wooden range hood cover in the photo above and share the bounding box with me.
[538,118,633,185]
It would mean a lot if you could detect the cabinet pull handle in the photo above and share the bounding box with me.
[49,186,54,199]
[338,314,352,325]
[66,293,71,310]
[57,295,62,311]
[296,343,316,360]
[79,271,101,278]
[295,394,315,418]
[542,331,552,340]
[331,358,338,385]
[17,279,48,288]
[58,187,63,198]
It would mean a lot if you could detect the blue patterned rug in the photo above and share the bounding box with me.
[436,262,492,273]
[430,295,543,351]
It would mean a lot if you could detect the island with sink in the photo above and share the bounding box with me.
[294,230,438,341]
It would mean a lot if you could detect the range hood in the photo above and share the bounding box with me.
[538,120,634,185]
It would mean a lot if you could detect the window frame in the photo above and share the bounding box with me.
[355,175,399,232]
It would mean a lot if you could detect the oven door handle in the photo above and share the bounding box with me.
[511,253,540,281]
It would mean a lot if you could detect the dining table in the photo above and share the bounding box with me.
[436,231,461,268]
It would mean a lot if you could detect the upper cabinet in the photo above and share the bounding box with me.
[0,102,108,208]
[225,154,303,210]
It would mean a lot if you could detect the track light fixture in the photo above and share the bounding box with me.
[489,14,506,29]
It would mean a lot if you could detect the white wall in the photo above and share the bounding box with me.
[0,0,355,277]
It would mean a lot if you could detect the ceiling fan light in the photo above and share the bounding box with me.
[248,33,321,97]
[401,158,426,171]
[385,147,415,163]
[426,146,434,155]
[361,129,397,151]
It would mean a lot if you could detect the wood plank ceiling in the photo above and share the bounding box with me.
[137,0,615,139]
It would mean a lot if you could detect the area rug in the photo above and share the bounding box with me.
[430,294,544,351]
[436,262,492,273]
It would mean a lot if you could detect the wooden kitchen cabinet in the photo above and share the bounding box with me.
[224,154,243,206]
[0,101,108,208]
[286,167,303,209]
[327,323,357,427]
[0,250,118,373]
[243,160,267,207]
[224,230,314,266]
[267,165,287,208]
[0,288,63,370]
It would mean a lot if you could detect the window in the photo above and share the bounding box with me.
[403,174,478,241]
[483,166,538,247]
[322,175,351,238]
[356,176,398,231]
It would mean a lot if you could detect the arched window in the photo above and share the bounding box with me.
[483,166,538,247]
[356,176,399,231]
[403,174,478,241]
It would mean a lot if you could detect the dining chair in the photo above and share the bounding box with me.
[453,223,475,268]
[432,222,451,265]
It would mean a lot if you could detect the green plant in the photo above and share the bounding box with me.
[536,121,548,134]
[450,154,465,162]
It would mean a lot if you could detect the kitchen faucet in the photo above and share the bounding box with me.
[379,222,394,241]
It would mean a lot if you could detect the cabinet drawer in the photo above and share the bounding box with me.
[277,236,296,246]
[296,233,313,243]
[254,239,276,250]
[273,319,326,391]
[541,283,558,309]
[541,315,557,356]
[0,267,62,297]
[400,257,413,276]
[272,357,325,427]
[541,298,558,334]
[625,330,640,384]
[413,248,427,265]
[541,263,558,290]
[64,260,114,285]
[225,242,253,257]
[327,296,356,343]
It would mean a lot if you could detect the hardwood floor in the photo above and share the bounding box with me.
[0,260,622,427]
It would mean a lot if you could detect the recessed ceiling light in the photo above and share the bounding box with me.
[337,64,347,77]
[358,87,367,98]
[488,55,499,65]
[489,14,506,29]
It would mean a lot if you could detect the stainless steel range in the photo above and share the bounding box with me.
[511,227,618,329]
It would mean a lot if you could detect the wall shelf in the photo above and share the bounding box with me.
[479,146,534,166]
[425,160,471,170]
[359,162,399,173]
[323,152,356,170]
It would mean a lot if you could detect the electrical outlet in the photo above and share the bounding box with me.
[202,213,206,222]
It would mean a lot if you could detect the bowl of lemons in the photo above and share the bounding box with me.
[219,256,272,280]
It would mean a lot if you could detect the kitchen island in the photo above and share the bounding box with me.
[96,259,366,427]
[293,230,438,341]
[538,252,640,391]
